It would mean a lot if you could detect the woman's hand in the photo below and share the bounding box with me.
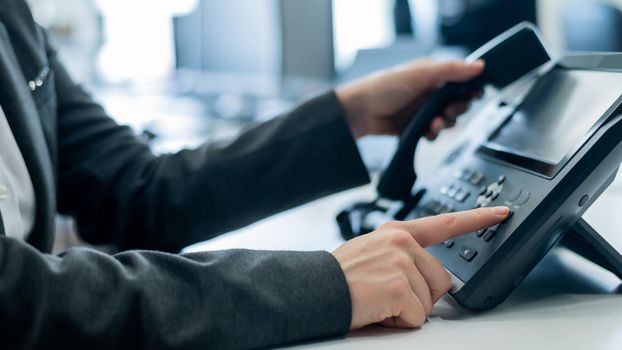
[336,59,485,140]
[332,206,509,330]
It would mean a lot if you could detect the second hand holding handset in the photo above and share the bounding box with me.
[338,22,551,240]
[377,22,551,201]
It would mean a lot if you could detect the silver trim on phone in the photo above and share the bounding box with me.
[445,268,465,294]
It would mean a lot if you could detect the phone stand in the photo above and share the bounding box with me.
[561,218,622,280]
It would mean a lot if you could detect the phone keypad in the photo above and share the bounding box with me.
[456,168,486,186]
[454,189,470,202]
[439,182,472,204]
[474,175,506,208]
[430,171,520,263]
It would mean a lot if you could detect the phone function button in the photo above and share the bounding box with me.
[478,187,487,196]
[482,229,497,242]
[491,192,500,201]
[447,185,459,198]
[497,175,506,185]
[454,189,470,203]
[508,189,523,202]
[456,168,485,186]
[428,200,445,215]
[476,228,487,237]
[516,192,531,206]
[502,210,515,224]
[459,246,478,262]
[444,146,465,165]
[469,172,485,186]
[456,169,472,181]
[444,239,455,248]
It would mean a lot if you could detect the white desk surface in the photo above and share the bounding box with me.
[187,181,622,350]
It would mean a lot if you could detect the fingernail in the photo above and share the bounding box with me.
[492,206,510,215]
[469,60,485,69]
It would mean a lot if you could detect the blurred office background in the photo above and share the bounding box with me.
[24,0,622,251]
[27,0,622,152]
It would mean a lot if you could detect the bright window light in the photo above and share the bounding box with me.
[332,0,395,72]
[95,0,198,83]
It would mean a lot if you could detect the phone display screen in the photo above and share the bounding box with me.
[482,69,622,175]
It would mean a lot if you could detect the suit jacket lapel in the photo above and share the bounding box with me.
[0,23,55,251]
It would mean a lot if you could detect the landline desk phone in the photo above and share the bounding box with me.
[337,22,622,310]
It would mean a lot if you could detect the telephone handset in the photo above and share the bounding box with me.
[338,22,622,310]
[377,22,551,201]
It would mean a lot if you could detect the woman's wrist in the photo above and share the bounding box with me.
[335,84,368,140]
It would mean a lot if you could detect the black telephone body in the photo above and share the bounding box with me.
[337,22,622,310]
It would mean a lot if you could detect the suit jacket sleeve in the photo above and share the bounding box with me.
[52,44,370,252]
[3,27,372,349]
[1,235,352,349]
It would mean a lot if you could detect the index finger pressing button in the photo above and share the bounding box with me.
[405,206,510,247]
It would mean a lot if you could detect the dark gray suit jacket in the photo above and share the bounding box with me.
[0,1,371,348]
